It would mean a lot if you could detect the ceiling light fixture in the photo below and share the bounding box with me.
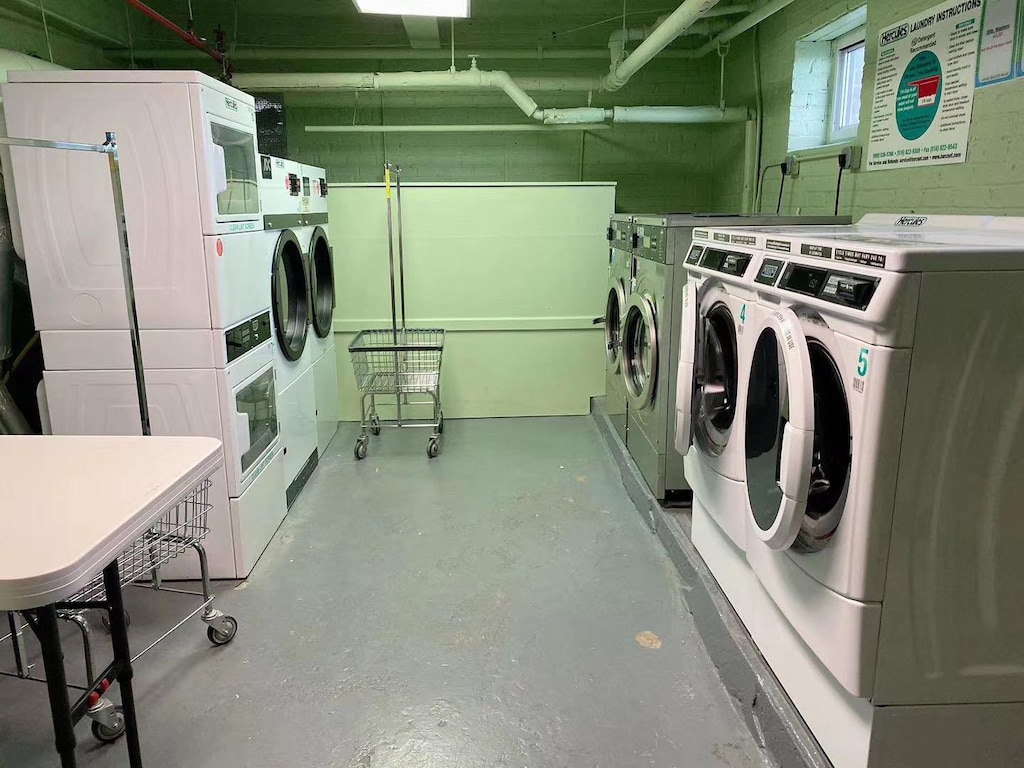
[353,0,470,18]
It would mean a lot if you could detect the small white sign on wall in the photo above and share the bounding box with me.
[866,0,984,171]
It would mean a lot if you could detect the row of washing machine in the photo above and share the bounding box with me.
[1,69,338,581]
[667,214,1024,768]
[604,213,843,502]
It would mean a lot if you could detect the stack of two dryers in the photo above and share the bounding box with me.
[259,155,339,508]
[2,70,287,579]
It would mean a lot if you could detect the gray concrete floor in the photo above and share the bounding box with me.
[0,417,771,768]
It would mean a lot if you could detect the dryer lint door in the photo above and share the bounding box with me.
[308,226,336,340]
[271,230,310,361]
[744,306,815,550]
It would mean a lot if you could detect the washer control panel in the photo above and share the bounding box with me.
[777,263,879,310]
[698,247,752,277]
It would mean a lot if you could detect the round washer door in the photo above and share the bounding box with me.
[605,278,627,371]
[694,295,740,458]
[622,292,658,410]
[744,307,815,550]
[271,229,309,362]
[308,226,336,340]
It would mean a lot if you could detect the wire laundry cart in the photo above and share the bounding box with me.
[349,164,446,459]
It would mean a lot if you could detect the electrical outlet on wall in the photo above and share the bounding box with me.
[839,145,862,171]
[782,154,801,178]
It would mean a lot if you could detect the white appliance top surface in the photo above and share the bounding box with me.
[0,436,222,610]
[7,69,251,100]
[701,214,1024,272]
[633,213,849,228]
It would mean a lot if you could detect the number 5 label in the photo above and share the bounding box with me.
[857,348,869,377]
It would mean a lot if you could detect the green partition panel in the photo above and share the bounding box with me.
[330,182,616,420]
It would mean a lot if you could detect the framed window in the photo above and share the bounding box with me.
[828,27,866,144]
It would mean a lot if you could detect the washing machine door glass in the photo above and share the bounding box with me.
[695,300,739,457]
[234,365,279,475]
[623,293,658,409]
[272,230,310,361]
[744,307,815,550]
[309,227,336,339]
[793,337,852,552]
[209,121,260,216]
[605,278,626,368]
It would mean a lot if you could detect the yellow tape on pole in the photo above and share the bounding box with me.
[385,167,392,199]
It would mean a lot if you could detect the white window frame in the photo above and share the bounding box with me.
[827,26,867,145]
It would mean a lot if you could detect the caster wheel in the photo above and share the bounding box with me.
[101,609,131,633]
[437,414,444,434]
[354,439,368,461]
[208,616,238,646]
[427,438,441,459]
[91,706,125,744]
[370,415,381,436]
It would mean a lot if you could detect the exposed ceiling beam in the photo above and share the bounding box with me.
[107,46,702,61]
[3,0,127,47]
[401,16,440,49]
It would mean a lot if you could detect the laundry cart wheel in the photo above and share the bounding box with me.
[101,609,131,633]
[370,415,382,436]
[354,438,369,461]
[91,706,126,744]
[427,438,441,459]
[207,616,238,646]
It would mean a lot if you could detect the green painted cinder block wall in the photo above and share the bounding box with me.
[711,0,1024,217]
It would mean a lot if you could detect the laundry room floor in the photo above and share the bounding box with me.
[0,417,771,768]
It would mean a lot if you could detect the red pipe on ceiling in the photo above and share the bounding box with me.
[123,0,232,74]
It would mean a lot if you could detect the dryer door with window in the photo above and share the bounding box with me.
[744,306,815,550]
[622,292,658,410]
[271,230,310,362]
[308,226,336,340]
[605,271,627,373]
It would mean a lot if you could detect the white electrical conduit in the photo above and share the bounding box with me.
[305,124,610,133]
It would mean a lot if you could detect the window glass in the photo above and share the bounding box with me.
[211,122,259,215]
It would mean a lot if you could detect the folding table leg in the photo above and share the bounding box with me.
[103,560,144,768]
[35,605,77,768]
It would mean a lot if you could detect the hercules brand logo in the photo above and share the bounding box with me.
[224,97,239,111]
[880,23,909,46]
[895,216,928,227]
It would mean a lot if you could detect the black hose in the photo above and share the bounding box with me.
[834,166,845,216]
[776,170,786,215]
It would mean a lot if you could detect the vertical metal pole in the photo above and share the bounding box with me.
[383,163,399,345]
[34,606,78,767]
[395,168,408,335]
[104,133,152,438]
[103,561,144,767]
[7,612,29,678]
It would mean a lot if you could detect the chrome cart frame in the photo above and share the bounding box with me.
[0,132,237,767]
[349,165,447,459]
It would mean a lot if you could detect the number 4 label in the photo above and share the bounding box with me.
[857,348,869,377]
[740,304,747,324]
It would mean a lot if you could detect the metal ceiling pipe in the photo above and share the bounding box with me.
[612,105,750,123]
[122,0,231,72]
[232,71,603,94]
[686,0,799,57]
[305,124,610,133]
[603,0,722,91]
[3,0,127,47]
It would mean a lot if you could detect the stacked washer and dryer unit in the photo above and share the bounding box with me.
[1,70,287,580]
[679,215,1024,768]
[260,156,339,507]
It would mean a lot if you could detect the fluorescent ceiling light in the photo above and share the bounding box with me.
[353,0,470,18]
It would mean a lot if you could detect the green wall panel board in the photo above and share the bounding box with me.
[330,182,614,419]
[335,329,605,422]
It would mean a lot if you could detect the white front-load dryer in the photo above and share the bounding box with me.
[300,163,339,456]
[695,215,1024,768]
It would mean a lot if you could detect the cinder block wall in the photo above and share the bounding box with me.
[711,0,1024,217]
[284,58,733,213]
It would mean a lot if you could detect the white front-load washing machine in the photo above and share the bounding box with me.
[603,214,633,443]
[696,215,1024,768]
[672,216,847,626]
[261,156,318,507]
[300,163,339,456]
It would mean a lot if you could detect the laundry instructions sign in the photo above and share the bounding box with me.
[867,0,983,170]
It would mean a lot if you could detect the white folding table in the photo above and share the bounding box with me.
[0,435,223,768]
